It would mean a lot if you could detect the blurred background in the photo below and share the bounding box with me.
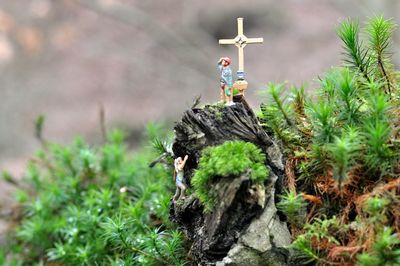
[0,0,399,236]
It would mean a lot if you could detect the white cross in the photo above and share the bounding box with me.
[219,18,264,73]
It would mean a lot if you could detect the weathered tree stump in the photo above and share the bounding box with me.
[170,97,291,265]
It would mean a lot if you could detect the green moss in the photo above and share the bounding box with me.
[191,141,269,212]
[3,128,186,265]
[232,88,240,96]
[357,227,400,266]
[259,15,400,265]
[276,190,307,226]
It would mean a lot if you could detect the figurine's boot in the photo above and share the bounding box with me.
[229,88,234,103]
[178,184,186,201]
[220,88,226,103]
[173,188,181,203]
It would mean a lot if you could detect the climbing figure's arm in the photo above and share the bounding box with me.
[179,155,189,170]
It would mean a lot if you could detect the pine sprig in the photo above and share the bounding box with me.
[337,19,371,82]
[327,128,360,188]
[365,15,397,93]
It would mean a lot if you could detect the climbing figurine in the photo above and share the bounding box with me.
[218,57,234,106]
[173,155,189,203]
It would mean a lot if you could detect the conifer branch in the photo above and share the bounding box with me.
[337,20,371,82]
[365,16,397,94]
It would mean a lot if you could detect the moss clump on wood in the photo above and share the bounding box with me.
[191,140,269,212]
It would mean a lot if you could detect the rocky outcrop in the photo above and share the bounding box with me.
[216,173,291,266]
[170,97,291,265]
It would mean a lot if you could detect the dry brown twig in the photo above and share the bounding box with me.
[285,156,297,194]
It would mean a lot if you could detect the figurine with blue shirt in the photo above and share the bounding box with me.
[218,57,234,106]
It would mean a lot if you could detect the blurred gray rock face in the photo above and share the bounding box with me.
[170,98,291,265]
[216,173,291,266]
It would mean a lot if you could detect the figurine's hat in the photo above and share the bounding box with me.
[222,57,231,65]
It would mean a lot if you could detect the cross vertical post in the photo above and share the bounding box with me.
[236,18,245,72]
[237,17,244,35]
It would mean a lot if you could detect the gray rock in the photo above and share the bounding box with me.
[240,174,291,251]
[216,173,291,266]
[216,245,263,266]
[266,143,284,171]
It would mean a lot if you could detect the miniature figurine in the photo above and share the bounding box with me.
[219,18,264,96]
[173,155,189,203]
[218,57,234,105]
